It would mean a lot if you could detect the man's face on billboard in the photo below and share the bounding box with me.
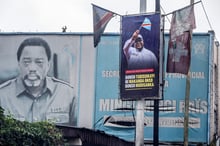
[134,37,144,51]
[18,46,50,87]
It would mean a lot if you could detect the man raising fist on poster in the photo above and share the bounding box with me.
[123,30,158,70]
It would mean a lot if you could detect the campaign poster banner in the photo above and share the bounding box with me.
[120,13,160,100]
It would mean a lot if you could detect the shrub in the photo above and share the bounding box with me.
[0,106,64,146]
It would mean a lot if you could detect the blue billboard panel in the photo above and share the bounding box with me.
[120,13,160,100]
[94,32,213,144]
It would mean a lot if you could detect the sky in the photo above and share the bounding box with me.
[0,0,219,42]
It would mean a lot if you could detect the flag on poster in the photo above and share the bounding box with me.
[166,5,196,74]
[140,17,151,31]
[92,4,115,47]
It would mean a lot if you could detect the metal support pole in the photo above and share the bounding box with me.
[135,1,147,146]
[183,1,194,146]
[155,0,160,12]
[140,0,146,13]
[136,99,145,146]
[153,1,160,146]
[183,72,190,146]
[153,100,159,146]
[216,41,220,137]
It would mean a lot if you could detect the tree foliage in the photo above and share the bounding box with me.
[0,106,64,146]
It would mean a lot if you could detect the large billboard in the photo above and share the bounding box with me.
[120,13,161,100]
[94,32,214,144]
[0,32,215,144]
[0,34,79,126]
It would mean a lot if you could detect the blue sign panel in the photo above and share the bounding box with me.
[94,32,213,144]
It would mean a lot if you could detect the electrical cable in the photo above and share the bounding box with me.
[160,0,218,41]
[160,5,171,24]
[200,0,218,41]
[200,0,214,31]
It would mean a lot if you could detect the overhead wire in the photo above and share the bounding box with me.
[200,0,214,31]
[200,0,218,42]
[160,0,218,42]
[160,5,170,24]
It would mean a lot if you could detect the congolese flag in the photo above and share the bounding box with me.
[92,4,115,47]
[141,17,151,31]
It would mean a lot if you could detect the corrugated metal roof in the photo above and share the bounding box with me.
[56,125,134,146]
